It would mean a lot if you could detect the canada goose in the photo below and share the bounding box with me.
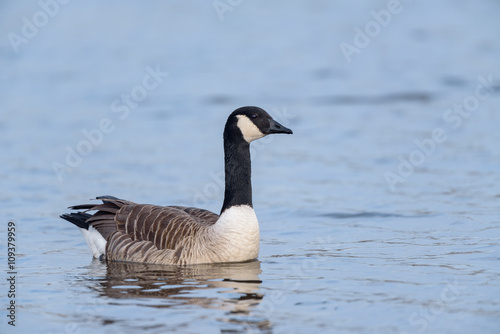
[61,106,292,265]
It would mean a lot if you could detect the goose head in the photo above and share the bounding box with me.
[225,106,293,143]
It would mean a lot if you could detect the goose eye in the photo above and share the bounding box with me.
[250,114,258,119]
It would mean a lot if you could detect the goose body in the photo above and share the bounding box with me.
[61,106,292,265]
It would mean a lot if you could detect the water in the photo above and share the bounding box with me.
[1,1,500,333]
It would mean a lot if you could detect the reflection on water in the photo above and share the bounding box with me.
[80,260,270,332]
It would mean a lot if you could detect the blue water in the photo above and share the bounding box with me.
[1,1,499,333]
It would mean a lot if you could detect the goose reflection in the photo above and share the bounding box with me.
[85,259,265,318]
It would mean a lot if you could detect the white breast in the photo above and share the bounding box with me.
[213,205,260,262]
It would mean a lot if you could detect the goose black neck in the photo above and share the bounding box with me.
[220,131,252,214]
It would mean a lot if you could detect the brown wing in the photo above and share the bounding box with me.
[76,197,220,264]
[114,204,219,250]
[78,196,219,249]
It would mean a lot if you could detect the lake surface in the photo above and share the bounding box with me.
[1,1,499,333]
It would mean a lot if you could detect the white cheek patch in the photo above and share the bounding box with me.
[236,115,265,143]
